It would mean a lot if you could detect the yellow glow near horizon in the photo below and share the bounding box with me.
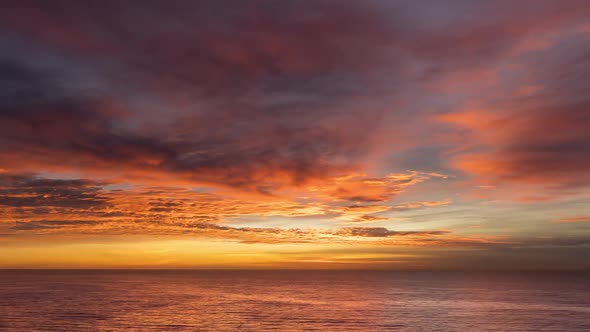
[0,239,430,269]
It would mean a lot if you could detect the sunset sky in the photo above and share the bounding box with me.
[1,0,589,269]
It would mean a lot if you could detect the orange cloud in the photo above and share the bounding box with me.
[391,200,451,211]
[306,171,447,203]
[346,215,391,224]
[0,171,454,246]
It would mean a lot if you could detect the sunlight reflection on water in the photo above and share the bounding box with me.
[0,270,589,331]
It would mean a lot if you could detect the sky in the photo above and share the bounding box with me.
[0,0,589,270]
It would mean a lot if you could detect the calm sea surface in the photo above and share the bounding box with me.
[0,270,588,331]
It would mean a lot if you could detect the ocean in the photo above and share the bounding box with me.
[0,270,588,331]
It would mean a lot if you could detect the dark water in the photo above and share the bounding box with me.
[0,271,588,331]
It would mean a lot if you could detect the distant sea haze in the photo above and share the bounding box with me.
[0,270,589,331]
